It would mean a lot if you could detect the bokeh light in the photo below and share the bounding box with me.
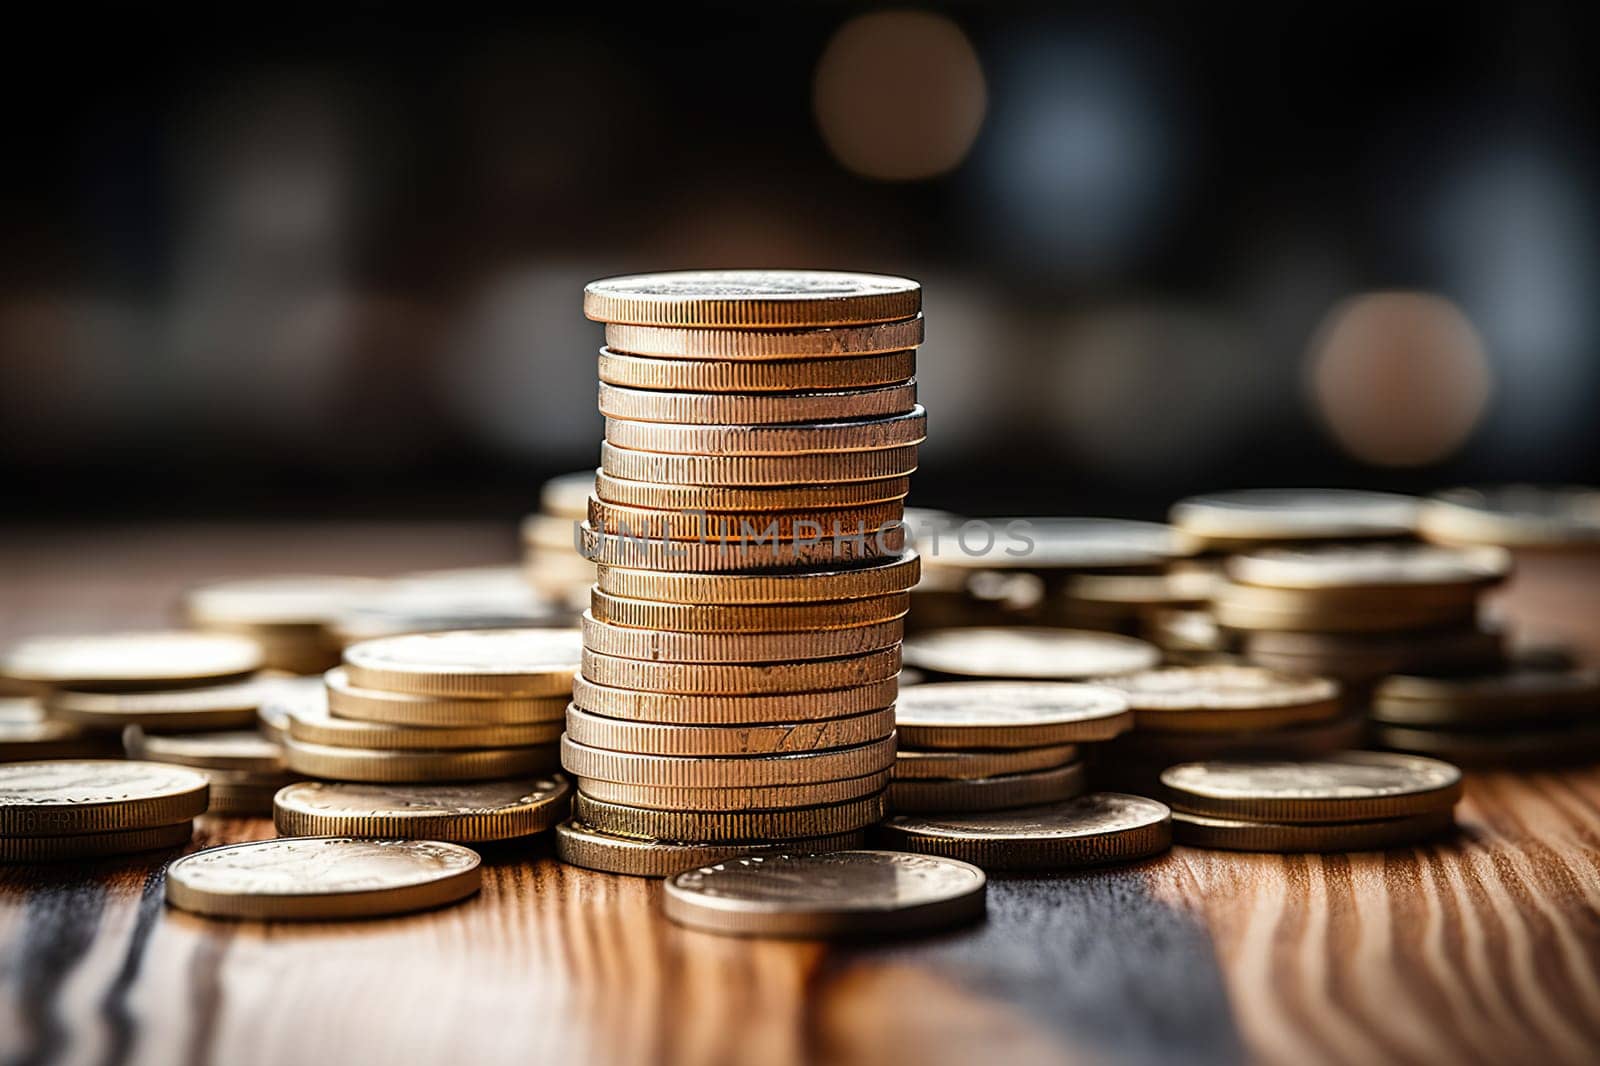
[813,11,986,181]
[1306,292,1493,467]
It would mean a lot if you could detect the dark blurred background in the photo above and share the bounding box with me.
[5,1,1598,523]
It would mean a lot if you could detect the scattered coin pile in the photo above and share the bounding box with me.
[277,629,578,784]
[1,760,206,861]
[184,575,385,674]
[523,472,603,612]
[890,682,1130,812]
[1161,751,1462,851]
[126,726,299,816]
[1092,664,1359,792]
[555,270,925,875]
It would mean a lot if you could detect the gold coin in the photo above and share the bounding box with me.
[286,676,563,748]
[1212,587,1476,633]
[334,566,575,642]
[580,523,907,571]
[583,270,920,328]
[894,682,1132,749]
[1227,544,1509,592]
[1,821,193,862]
[581,613,903,665]
[165,837,482,919]
[565,705,895,756]
[875,793,1173,870]
[573,792,885,843]
[1242,626,1502,683]
[599,349,916,392]
[541,470,599,520]
[0,698,120,761]
[595,552,919,605]
[273,777,571,842]
[580,647,900,694]
[588,590,909,633]
[605,408,927,456]
[1170,808,1455,852]
[1169,489,1420,546]
[556,820,868,876]
[126,729,285,773]
[604,316,924,359]
[1088,665,1341,733]
[893,745,1079,780]
[42,676,275,732]
[586,498,906,543]
[561,735,897,787]
[571,676,898,724]
[1159,752,1462,823]
[3,631,264,692]
[342,629,582,698]
[1371,721,1600,768]
[601,442,920,486]
[1418,485,1600,549]
[205,781,286,817]
[889,762,1087,813]
[0,759,210,835]
[662,850,985,937]
[598,381,918,425]
[324,667,568,726]
[579,770,890,812]
[282,736,559,783]
[182,575,382,671]
[915,517,1191,573]
[594,472,911,512]
[902,627,1159,680]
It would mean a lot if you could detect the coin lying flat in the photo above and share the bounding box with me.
[554,820,868,877]
[0,760,210,835]
[165,837,483,919]
[579,647,900,695]
[1211,587,1476,633]
[1419,485,1600,548]
[888,762,1087,813]
[560,735,896,788]
[183,576,381,667]
[2,632,264,692]
[42,676,282,732]
[0,699,119,761]
[1088,666,1341,734]
[597,381,918,425]
[580,613,904,665]
[579,770,891,813]
[342,629,582,699]
[893,744,1080,780]
[323,668,568,727]
[902,628,1159,681]
[126,730,286,773]
[1170,809,1455,852]
[1159,753,1463,823]
[1104,714,1367,765]
[1376,667,1600,709]
[285,678,563,749]
[663,850,986,938]
[274,778,571,842]
[594,553,919,605]
[283,737,559,783]
[1,822,194,862]
[573,792,885,843]
[571,676,898,724]
[583,270,921,328]
[875,794,1173,870]
[593,472,912,512]
[564,705,895,757]
[1169,489,1419,546]
[599,349,916,392]
[1226,545,1509,591]
[916,518,1191,573]
[604,316,924,359]
[1242,626,1503,684]
[1371,721,1600,768]
[894,682,1131,749]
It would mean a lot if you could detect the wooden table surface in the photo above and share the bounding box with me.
[3,523,1599,1066]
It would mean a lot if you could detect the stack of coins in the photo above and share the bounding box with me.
[183,575,384,674]
[331,566,575,644]
[1090,664,1358,792]
[1,760,207,862]
[1369,667,1600,767]
[1161,751,1462,851]
[277,629,577,784]
[2,632,280,742]
[523,471,603,611]
[1,698,120,762]
[556,270,925,875]
[890,682,1131,812]
[125,726,300,816]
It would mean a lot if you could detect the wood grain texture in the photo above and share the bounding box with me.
[2,525,1599,1066]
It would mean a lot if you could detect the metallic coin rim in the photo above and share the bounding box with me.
[600,442,919,486]
[888,762,1087,813]
[573,792,885,843]
[583,271,920,328]
[554,820,868,877]
[0,760,211,836]
[580,613,903,665]
[282,737,560,783]
[598,349,916,392]
[565,704,896,757]
[594,552,920,605]
[579,647,901,695]
[578,770,891,812]
[597,380,918,425]
[571,676,899,724]
[0,821,194,862]
[603,316,924,359]
[875,794,1174,871]
[1158,753,1464,823]
[1170,808,1456,852]
[272,777,571,842]
[604,408,928,456]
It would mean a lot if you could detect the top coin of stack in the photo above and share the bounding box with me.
[523,473,604,611]
[557,270,925,875]
[183,575,385,674]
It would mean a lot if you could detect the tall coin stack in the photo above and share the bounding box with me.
[557,270,926,876]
